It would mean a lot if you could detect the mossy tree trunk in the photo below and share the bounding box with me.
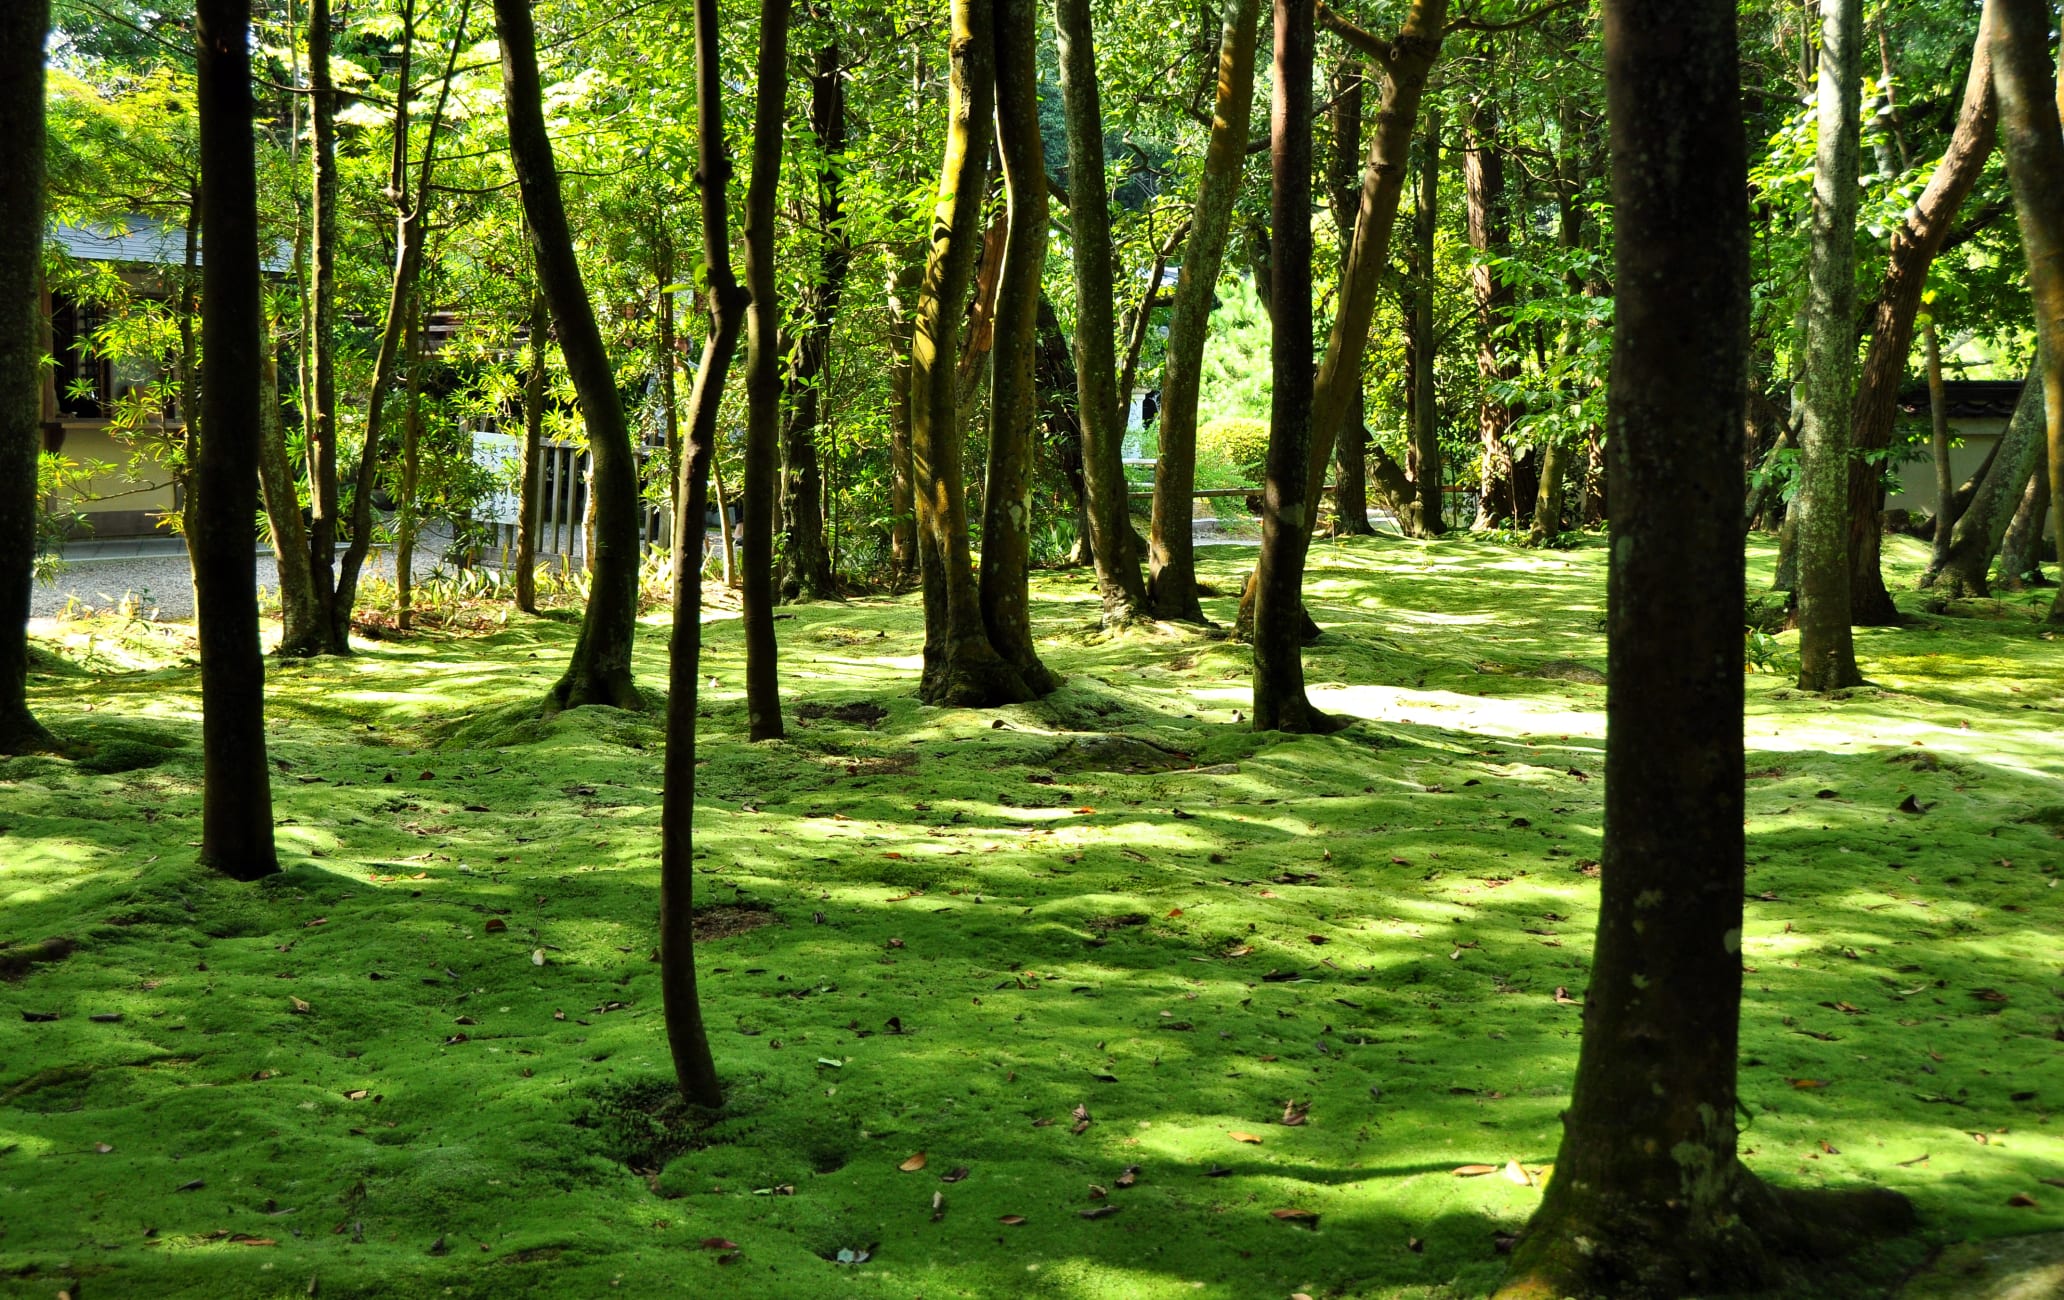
[515,288,548,614]
[1794,0,1864,692]
[1054,0,1149,625]
[0,0,54,756]
[739,0,792,741]
[1923,361,2044,596]
[1151,0,1259,621]
[660,0,754,1113]
[909,0,1032,707]
[193,0,280,881]
[1998,450,2050,587]
[496,0,644,711]
[779,39,847,605]
[1992,0,2064,625]
[1496,2,1911,1290]
[981,0,1058,694]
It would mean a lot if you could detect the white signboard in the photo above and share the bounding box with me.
[472,432,521,524]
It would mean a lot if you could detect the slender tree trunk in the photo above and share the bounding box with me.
[739,0,792,741]
[1998,450,2050,587]
[256,322,322,652]
[911,0,1031,706]
[713,450,737,586]
[1055,0,1149,624]
[1152,0,1260,619]
[1497,2,1911,1290]
[1795,0,1865,691]
[496,0,644,710]
[193,0,280,880]
[1527,438,1566,546]
[396,301,424,631]
[660,0,751,1113]
[1925,321,1955,549]
[780,40,847,604]
[1993,0,2064,623]
[1116,223,1187,419]
[887,243,922,586]
[515,289,547,613]
[305,0,344,652]
[0,0,53,755]
[1034,293,1092,564]
[1252,0,1337,734]
[1846,14,1996,624]
[1409,107,1443,534]
[1324,61,1374,538]
[1465,101,1520,530]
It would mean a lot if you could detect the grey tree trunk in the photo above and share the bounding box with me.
[1998,450,2051,587]
[1923,361,2045,596]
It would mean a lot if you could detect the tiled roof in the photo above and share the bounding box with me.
[50,216,291,274]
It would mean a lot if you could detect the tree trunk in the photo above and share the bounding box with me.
[515,289,547,613]
[1327,58,1374,538]
[909,0,1031,706]
[1497,2,1912,1290]
[1464,102,1522,530]
[304,0,344,653]
[1151,0,1261,620]
[780,40,846,605]
[1925,321,1954,550]
[496,0,643,710]
[395,301,424,631]
[1993,0,2064,624]
[1055,0,1150,624]
[1998,449,2050,587]
[0,0,53,755]
[1526,436,1565,546]
[1795,0,1865,691]
[713,449,737,586]
[256,322,322,653]
[1252,0,1339,734]
[981,0,1059,693]
[1846,13,1997,624]
[192,0,280,880]
[887,241,922,587]
[659,0,752,1113]
[1333,389,1372,534]
[1924,363,2047,596]
[1408,106,1443,534]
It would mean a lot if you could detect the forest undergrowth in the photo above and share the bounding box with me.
[2,535,2060,1299]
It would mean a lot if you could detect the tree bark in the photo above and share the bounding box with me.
[395,300,425,631]
[1327,58,1373,538]
[1846,13,1996,624]
[1408,105,1443,533]
[515,288,547,613]
[887,242,923,587]
[1251,0,1338,734]
[780,40,846,605]
[1924,363,2046,596]
[1526,436,1565,546]
[981,0,1059,693]
[193,0,280,880]
[660,0,751,1113]
[1795,0,1865,691]
[1924,321,1954,550]
[1992,0,2064,624]
[304,0,344,653]
[0,0,53,755]
[1998,448,2050,587]
[256,321,322,653]
[910,0,1032,706]
[1497,2,1911,1290]
[1055,0,1150,624]
[1465,99,1521,529]
[496,0,644,710]
[1151,0,1262,619]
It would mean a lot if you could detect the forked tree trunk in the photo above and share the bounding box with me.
[1992,0,2064,623]
[515,289,547,613]
[304,0,344,653]
[780,40,846,604]
[739,0,792,741]
[1924,361,2044,595]
[1794,0,1865,691]
[1998,452,2050,587]
[192,0,279,880]
[1845,13,1996,624]
[660,0,752,1113]
[496,0,644,711]
[1150,0,1261,620]
[1055,0,1149,624]
[1496,3,1914,1292]
[0,0,53,755]
[909,0,1032,706]
[981,0,1058,693]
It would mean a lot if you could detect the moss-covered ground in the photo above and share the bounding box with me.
[3,535,2061,1299]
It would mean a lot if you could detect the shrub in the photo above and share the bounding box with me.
[1196,416,1270,484]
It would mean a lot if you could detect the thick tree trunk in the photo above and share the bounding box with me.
[910,0,1031,706]
[395,302,424,631]
[1998,451,2050,587]
[515,289,547,613]
[192,0,280,880]
[1151,0,1261,620]
[1055,0,1149,624]
[0,0,53,755]
[1497,2,1911,1291]
[1408,106,1443,534]
[780,40,846,605]
[1924,361,2044,595]
[304,0,344,653]
[1465,100,1520,529]
[1993,0,2064,623]
[981,0,1059,693]
[1846,15,1997,624]
[1252,0,1339,734]
[660,0,751,1113]
[1795,0,1865,691]
[739,0,792,741]
[256,326,323,653]
[496,0,643,710]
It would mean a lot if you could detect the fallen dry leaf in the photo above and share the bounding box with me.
[1785,1078,1829,1089]
[289,996,311,1014]
[2008,1192,2040,1208]
[1453,1164,1499,1177]
[1225,944,1255,958]
[1078,1204,1120,1219]
[1281,1100,1310,1127]
[1270,1208,1320,1223]
[699,1237,739,1250]
[940,1166,969,1183]
[998,1215,1027,1226]
[1228,1130,1264,1145]
[898,1152,927,1172]
[484,919,507,934]
[1501,1160,1533,1186]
